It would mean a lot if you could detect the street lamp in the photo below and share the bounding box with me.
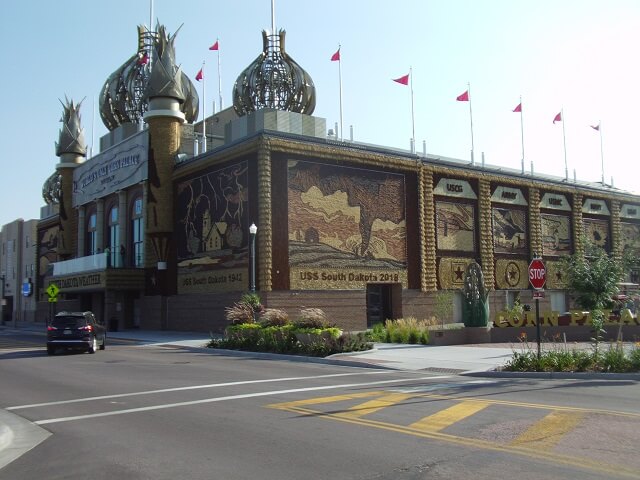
[249,223,257,293]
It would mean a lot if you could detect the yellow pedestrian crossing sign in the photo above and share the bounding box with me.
[46,283,59,299]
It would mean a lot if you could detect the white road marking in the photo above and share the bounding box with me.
[7,371,390,410]
[33,375,453,425]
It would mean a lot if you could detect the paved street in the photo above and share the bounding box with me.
[1,332,640,479]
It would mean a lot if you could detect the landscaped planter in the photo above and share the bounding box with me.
[294,330,340,346]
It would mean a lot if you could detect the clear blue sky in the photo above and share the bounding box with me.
[1,0,638,227]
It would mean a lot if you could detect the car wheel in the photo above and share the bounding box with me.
[99,334,106,350]
[88,337,97,354]
[47,346,55,356]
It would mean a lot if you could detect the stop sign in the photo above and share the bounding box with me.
[529,258,546,290]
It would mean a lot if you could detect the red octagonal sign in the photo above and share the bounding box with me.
[529,258,546,290]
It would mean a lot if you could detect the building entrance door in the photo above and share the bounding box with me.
[366,284,394,328]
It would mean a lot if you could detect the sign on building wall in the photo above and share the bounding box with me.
[433,178,477,199]
[73,131,148,207]
[539,193,571,211]
[621,204,640,220]
[582,198,610,216]
[287,160,407,289]
[175,161,250,294]
[491,186,528,206]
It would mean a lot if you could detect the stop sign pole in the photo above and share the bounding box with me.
[529,256,547,360]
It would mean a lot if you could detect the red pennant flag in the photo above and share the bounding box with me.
[331,48,340,62]
[195,68,203,81]
[590,124,600,131]
[137,52,149,65]
[393,73,410,85]
[553,112,562,124]
[209,40,219,51]
[456,90,469,102]
[513,103,522,113]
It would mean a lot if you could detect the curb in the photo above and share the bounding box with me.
[464,370,640,380]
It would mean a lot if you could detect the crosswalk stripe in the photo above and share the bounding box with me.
[408,400,489,432]
[336,393,414,419]
[510,410,584,450]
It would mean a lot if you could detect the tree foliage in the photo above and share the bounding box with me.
[560,241,622,311]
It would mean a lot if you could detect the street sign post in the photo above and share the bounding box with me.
[528,258,546,359]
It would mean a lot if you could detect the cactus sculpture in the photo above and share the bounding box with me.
[461,262,490,327]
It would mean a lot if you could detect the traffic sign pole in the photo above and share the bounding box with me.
[528,257,546,361]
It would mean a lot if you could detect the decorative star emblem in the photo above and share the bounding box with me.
[454,266,465,280]
[505,261,520,287]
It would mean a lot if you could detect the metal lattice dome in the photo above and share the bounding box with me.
[100,25,199,131]
[233,30,316,116]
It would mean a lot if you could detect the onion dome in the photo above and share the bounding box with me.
[42,171,62,205]
[55,97,87,157]
[233,30,316,116]
[100,24,198,131]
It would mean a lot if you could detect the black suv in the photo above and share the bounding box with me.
[47,311,106,355]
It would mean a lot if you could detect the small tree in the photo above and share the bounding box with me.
[561,240,622,311]
[434,291,455,329]
[561,239,623,356]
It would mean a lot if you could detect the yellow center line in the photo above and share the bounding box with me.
[409,400,489,432]
[510,410,585,450]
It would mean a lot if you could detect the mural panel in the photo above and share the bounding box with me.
[495,259,529,289]
[436,202,475,252]
[175,162,249,293]
[621,222,640,255]
[541,214,571,257]
[492,207,527,255]
[437,257,475,289]
[288,160,407,289]
[583,218,610,251]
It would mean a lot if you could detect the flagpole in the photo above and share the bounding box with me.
[519,96,525,174]
[561,108,567,181]
[337,44,343,140]
[410,67,415,153]
[216,39,222,111]
[468,82,475,164]
[201,61,206,152]
[598,122,605,185]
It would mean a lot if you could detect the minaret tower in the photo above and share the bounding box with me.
[54,98,87,258]
[143,25,187,294]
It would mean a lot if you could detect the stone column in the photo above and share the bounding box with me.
[57,153,82,259]
[77,206,86,257]
[611,200,622,262]
[96,199,105,252]
[528,187,542,257]
[118,191,128,267]
[572,193,584,256]
[257,137,272,292]
[478,178,494,290]
[421,166,437,292]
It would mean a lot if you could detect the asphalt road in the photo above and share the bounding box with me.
[1,334,639,480]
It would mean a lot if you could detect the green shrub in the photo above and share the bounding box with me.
[383,317,431,345]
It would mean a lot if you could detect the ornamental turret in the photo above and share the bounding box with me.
[233,30,316,116]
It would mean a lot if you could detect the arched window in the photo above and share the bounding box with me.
[86,211,97,256]
[108,205,119,267]
[131,197,144,267]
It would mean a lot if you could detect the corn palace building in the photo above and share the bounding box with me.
[37,23,640,339]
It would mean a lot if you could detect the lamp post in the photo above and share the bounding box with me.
[249,223,257,293]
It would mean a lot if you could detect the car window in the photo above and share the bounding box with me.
[51,316,87,329]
